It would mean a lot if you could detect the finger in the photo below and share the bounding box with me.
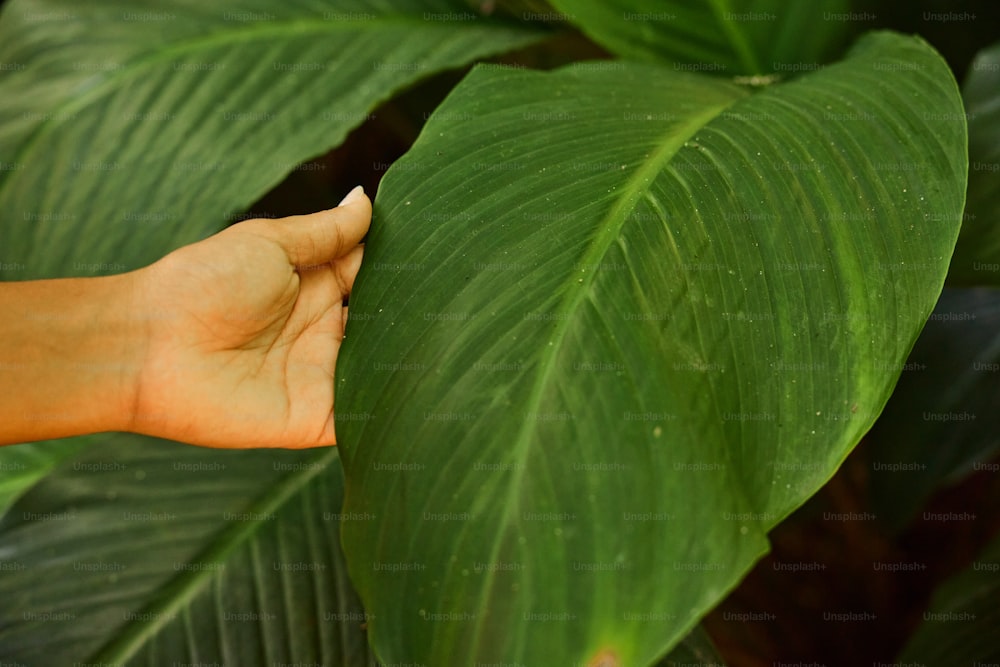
[259,186,372,268]
[334,243,366,297]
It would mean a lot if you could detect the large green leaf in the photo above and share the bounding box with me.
[867,288,1000,532]
[0,436,86,516]
[0,437,370,666]
[897,530,1000,665]
[0,0,543,281]
[949,40,1000,285]
[336,32,966,665]
[547,0,851,75]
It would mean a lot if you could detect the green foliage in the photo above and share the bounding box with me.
[949,40,1000,284]
[0,437,370,665]
[898,531,1000,664]
[867,288,1000,532]
[336,32,966,665]
[0,1,992,665]
[0,0,543,280]
[546,0,852,75]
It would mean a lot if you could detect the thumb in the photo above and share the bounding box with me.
[258,185,372,268]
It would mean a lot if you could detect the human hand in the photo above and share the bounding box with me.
[126,186,371,448]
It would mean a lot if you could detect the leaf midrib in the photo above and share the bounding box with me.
[0,13,541,193]
[86,447,339,664]
[706,0,763,74]
[464,93,746,661]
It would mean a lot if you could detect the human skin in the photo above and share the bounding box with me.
[0,186,371,448]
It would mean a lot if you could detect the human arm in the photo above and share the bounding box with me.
[0,186,371,448]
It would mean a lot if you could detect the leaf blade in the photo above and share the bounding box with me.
[0,0,545,280]
[948,40,1000,285]
[337,31,967,665]
[546,0,852,75]
[0,437,372,666]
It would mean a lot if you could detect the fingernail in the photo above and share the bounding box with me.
[338,185,364,207]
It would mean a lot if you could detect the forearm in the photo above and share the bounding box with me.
[0,273,144,445]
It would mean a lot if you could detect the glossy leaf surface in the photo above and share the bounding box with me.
[337,32,967,665]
